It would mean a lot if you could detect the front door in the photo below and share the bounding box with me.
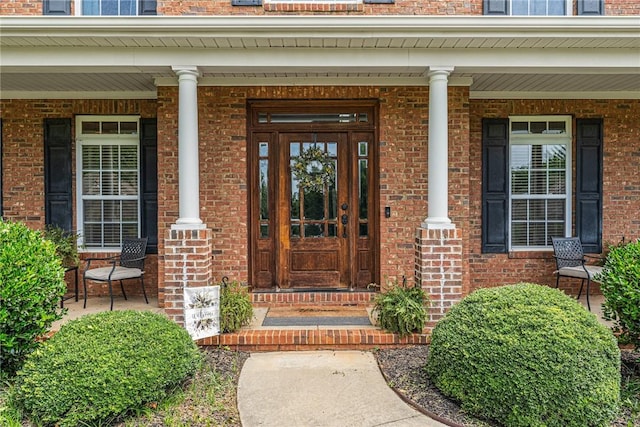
[249,101,378,290]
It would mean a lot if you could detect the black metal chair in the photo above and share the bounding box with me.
[551,237,603,311]
[83,237,148,311]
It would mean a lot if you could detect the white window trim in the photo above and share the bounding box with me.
[508,115,572,251]
[506,0,572,15]
[75,115,141,251]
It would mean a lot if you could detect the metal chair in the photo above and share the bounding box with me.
[83,237,148,310]
[551,237,603,311]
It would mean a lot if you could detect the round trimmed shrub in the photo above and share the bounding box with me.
[12,310,201,427]
[426,283,621,427]
[598,239,640,350]
[0,220,66,378]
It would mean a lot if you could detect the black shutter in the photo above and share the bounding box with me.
[43,0,71,15]
[482,118,509,253]
[577,0,604,15]
[140,118,158,254]
[576,118,603,253]
[231,0,262,5]
[138,0,157,15]
[484,0,509,15]
[44,118,73,232]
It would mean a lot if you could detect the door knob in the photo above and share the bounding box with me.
[341,203,348,211]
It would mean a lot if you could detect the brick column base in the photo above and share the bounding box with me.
[415,225,463,328]
[164,227,212,325]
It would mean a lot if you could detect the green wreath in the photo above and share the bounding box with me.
[292,145,336,193]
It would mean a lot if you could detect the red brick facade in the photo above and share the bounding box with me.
[3,0,636,16]
[2,94,637,302]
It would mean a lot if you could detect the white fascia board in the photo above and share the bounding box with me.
[470,91,640,100]
[1,15,639,36]
[152,76,474,87]
[0,91,157,100]
[2,46,637,71]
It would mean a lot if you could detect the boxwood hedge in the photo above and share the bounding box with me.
[426,283,621,427]
[12,310,201,426]
[0,220,66,378]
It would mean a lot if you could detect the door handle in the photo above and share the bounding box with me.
[341,214,348,238]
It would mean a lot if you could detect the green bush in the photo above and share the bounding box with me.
[426,283,620,427]
[220,279,253,333]
[12,310,201,427]
[373,279,428,337]
[598,239,640,350]
[0,220,66,378]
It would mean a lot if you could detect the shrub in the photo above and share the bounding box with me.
[220,279,253,333]
[12,310,201,427]
[598,239,640,350]
[426,283,620,427]
[0,220,66,378]
[373,279,429,337]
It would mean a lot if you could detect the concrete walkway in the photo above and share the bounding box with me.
[237,351,448,427]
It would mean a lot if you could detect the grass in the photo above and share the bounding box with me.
[620,352,640,426]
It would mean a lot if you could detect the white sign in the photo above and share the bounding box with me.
[184,285,220,340]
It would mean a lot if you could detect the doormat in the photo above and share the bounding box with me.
[262,306,372,327]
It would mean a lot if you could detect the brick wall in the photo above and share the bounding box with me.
[5,0,637,17]
[2,95,637,301]
[0,99,159,298]
[469,99,640,294]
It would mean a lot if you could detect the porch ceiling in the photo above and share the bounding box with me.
[1,15,638,99]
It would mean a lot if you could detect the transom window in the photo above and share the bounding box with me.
[75,0,139,15]
[509,116,572,250]
[76,116,141,249]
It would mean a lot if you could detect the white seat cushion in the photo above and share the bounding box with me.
[85,266,143,281]
[558,265,602,280]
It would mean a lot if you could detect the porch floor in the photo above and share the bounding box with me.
[51,293,611,351]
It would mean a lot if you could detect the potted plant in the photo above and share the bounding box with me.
[42,225,80,268]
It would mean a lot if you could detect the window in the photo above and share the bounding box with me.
[482,117,602,254]
[509,116,572,250]
[70,0,156,15]
[484,0,571,15]
[76,116,141,249]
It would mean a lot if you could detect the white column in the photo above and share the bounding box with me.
[172,66,204,229]
[424,66,454,229]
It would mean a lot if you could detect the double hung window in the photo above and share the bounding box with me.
[76,116,141,249]
[508,116,572,250]
[75,0,143,15]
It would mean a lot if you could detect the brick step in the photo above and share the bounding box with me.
[199,328,429,351]
[251,290,377,307]
[197,293,430,350]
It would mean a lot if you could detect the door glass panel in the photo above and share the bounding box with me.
[305,223,324,237]
[260,224,269,238]
[304,189,325,220]
[359,141,368,156]
[259,160,269,220]
[291,224,300,238]
[328,224,337,237]
[360,223,368,237]
[359,159,368,219]
[259,142,269,157]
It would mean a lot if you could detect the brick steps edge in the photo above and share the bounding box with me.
[196,328,430,351]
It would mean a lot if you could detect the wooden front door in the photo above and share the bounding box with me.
[249,101,378,290]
